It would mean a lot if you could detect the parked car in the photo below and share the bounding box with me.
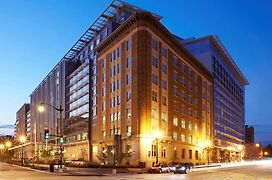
[168,162,179,172]
[148,164,162,173]
[147,163,170,173]
[173,163,194,174]
[160,164,170,173]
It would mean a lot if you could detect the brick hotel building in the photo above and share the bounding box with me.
[13,0,246,167]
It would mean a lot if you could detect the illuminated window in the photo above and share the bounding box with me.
[188,135,192,144]
[181,118,186,128]
[161,112,167,122]
[152,108,158,120]
[194,124,198,132]
[152,91,158,102]
[173,116,178,126]
[173,132,178,140]
[188,121,192,131]
[181,134,185,142]
[102,116,106,125]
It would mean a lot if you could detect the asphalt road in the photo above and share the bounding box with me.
[1,161,272,180]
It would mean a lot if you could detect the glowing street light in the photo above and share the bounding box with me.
[0,144,4,150]
[264,151,268,156]
[38,102,45,112]
[5,141,12,148]
[19,136,27,144]
[256,143,260,148]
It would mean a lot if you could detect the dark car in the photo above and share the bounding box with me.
[168,162,179,172]
[173,163,194,174]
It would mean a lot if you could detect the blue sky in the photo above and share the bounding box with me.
[0,0,272,144]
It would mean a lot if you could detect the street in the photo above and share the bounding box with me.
[1,161,272,180]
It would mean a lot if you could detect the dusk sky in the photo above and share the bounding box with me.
[0,0,272,144]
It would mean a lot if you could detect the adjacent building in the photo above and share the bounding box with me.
[183,36,249,162]
[245,125,254,144]
[15,103,30,139]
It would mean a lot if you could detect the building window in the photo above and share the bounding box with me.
[181,63,186,72]
[173,86,178,96]
[127,39,132,51]
[152,91,158,102]
[152,56,158,68]
[188,121,192,131]
[102,116,106,125]
[127,108,131,119]
[173,56,178,66]
[102,131,106,138]
[162,95,167,106]
[102,88,106,96]
[195,111,199,120]
[194,124,198,132]
[102,58,106,68]
[173,71,178,81]
[188,108,192,117]
[162,47,168,58]
[161,147,166,158]
[181,149,185,159]
[162,79,167,90]
[188,135,192,144]
[151,39,158,51]
[151,145,157,157]
[127,91,131,101]
[102,101,105,111]
[127,73,132,85]
[152,74,158,85]
[181,90,185,100]
[181,134,185,142]
[127,126,131,136]
[189,68,193,78]
[173,132,178,140]
[189,150,192,159]
[195,150,199,160]
[161,112,167,122]
[152,108,158,120]
[173,116,178,126]
[181,76,185,86]
[162,63,167,74]
[188,95,192,104]
[127,56,132,68]
[181,105,185,114]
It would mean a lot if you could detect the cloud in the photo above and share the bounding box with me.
[0,125,14,129]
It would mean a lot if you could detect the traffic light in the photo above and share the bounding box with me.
[44,129,49,140]
[59,136,64,144]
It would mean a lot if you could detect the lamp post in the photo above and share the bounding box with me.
[38,101,64,172]
[154,131,161,165]
[20,136,26,166]
[38,102,64,169]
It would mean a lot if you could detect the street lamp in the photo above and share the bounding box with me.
[19,135,27,166]
[5,141,12,148]
[38,101,64,172]
[153,131,161,165]
[256,143,260,148]
[264,151,268,156]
